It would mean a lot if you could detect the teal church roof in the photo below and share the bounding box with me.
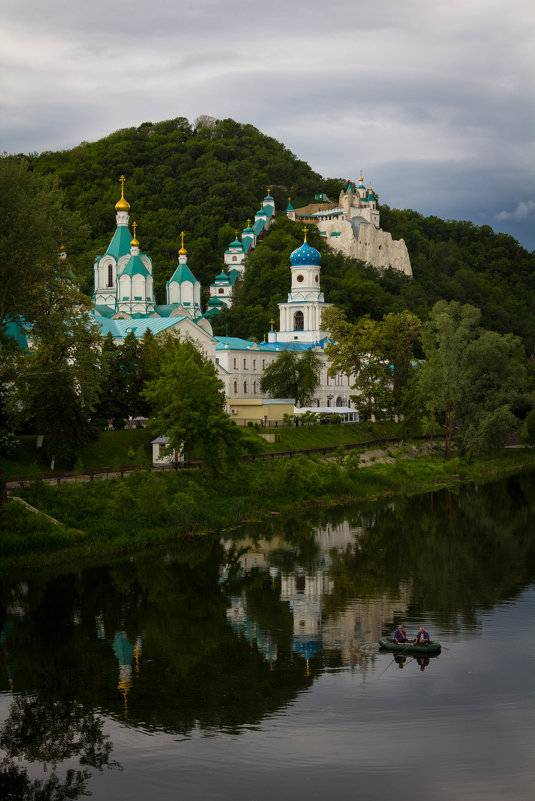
[216,336,258,351]
[92,314,188,339]
[168,262,198,285]
[106,225,132,259]
[154,304,181,316]
[92,305,116,318]
[286,200,294,211]
[120,254,150,277]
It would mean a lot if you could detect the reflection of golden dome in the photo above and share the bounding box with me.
[115,175,130,212]
[118,678,132,718]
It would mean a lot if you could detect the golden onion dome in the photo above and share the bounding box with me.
[115,175,131,212]
[178,231,187,255]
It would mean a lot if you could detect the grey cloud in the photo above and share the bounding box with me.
[495,201,535,222]
[1,0,534,250]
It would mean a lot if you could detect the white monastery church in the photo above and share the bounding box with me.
[90,177,410,423]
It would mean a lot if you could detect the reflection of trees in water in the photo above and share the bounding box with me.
[0,693,120,800]
[1,472,533,746]
[324,473,535,629]
[0,536,317,740]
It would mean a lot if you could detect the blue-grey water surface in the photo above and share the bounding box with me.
[1,472,534,800]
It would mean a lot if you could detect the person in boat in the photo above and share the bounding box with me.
[413,626,430,645]
[393,625,408,644]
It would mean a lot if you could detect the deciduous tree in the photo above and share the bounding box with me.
[0,156,87,333]
[260,349,322,407]
[416,301,532,459]
[142,339,242,475]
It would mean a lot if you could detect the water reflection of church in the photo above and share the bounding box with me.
[96,615,142,716]
[223,521,411,671]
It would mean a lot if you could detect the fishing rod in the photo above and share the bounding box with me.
[376,639,413,678]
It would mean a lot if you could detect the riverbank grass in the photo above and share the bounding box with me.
[3,447,535,569]
[1,421,416,479]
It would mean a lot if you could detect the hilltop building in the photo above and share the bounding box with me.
[289,176,412,277]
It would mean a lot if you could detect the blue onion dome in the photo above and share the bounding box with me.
[290,241,321,266]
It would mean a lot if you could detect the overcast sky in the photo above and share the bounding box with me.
[2,0,534,249]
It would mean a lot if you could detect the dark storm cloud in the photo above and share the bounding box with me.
[2,0,534,248]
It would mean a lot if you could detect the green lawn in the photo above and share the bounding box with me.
[260,420,420,452]
[1,429,154,478]
[1,421,420,479]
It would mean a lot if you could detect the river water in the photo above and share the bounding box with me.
[1,472,534,800]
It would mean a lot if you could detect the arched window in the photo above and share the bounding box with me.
[107,264,113,287]
[233,381,238,394]
[336,397,343,407]
[243,381,248,394]
[232,256,237,262]
[219,288,225,294]
[294,311,304,331]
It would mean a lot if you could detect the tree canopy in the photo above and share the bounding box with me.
[142,338,243,474]
[414,300,532,459]
[260,349,322,407]
[322,307,421,419]
[0,155,89,333]
[0,156,101,464]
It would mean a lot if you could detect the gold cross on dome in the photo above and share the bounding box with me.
[302,225,309,242]
[269,318,275,330]
[180,230,185,248]
[119,175,126,196]
[132,221,137,238]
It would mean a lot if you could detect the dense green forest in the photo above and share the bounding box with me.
[24,116,535,350]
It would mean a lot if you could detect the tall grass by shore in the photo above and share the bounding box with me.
[3,447,535,570]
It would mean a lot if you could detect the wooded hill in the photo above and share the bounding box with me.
[26,116,535,351]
